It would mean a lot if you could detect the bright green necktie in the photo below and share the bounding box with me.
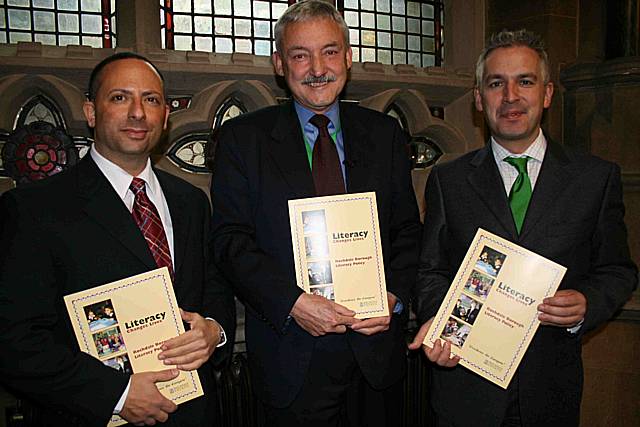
[504,157,532,234]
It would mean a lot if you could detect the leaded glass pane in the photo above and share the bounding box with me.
[82,14,101,34]
[422,37,434,52]
[33,0,54,7]
[344,0,358,8]
[58,14,79,32]
[361,48,375,62]
[408,52,420,67]
[194,0,212,13]
[362,30,375,47]
[234,19,251,37]
[36,34,57,45]
[176,140,206,167]
[33,11,55,32]
[215,18,232,36]
[393,34,406,50]
[422,21,434,35]
[271,3,287,17]
[423,54,435,66]
[194,36,212,51]
[58,0,78,12]
[376,14,390,31]
[378,0,390,13]
[422,4,434,18]
[361,0,374,11]
[7,0,29,7]
[0,33,5,43]
[392,16,405,32]
[82,36,101,48]
[24,102,56,125]
[58,34,78,45]
[378,49,391,64]
[216,0,232,15]
[234,0,250,18]
[0,13,5,29]
[9,32,30,42]
[235,38,251,53]
[83,0,101,12]
[174,15,192,33]
[361,12,374,29]
[8,10,30,30]
[349,28,359,45]
[351,48,360,62]
[174,35,192,50]
[407,2,420,17]
[393,51,406,64]
[408,35,420,51]
[195,16,212,34]
[344,11,358,28]
[391,0,405,15]
[255,39,270,56]
[377,31,390,48]
[254,20,270,38]
[408,18,419,34]
[254,1,270,19]
[173,0,191,13]
[215,37,232,52]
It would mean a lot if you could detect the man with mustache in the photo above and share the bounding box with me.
[0,53,235,426]
[210,1,421,426]
[409,30,637,426]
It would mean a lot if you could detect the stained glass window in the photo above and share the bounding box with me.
[159,0,444,66]
[213,96,246,129]
[159,0,289,54]
[15,95,65,128]
[341,0,443,67]
[0,0,116,47]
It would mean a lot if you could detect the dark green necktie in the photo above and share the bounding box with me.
[504,157,532,234]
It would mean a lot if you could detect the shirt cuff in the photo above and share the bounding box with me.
[567,318,584,334]
[205,317,227,347]
[113,378,130,414]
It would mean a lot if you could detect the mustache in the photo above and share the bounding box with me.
[302,75,337,85]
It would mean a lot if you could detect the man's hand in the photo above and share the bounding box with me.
[158,309,220,370]
[408,317,460,368]
[350,292,397,336]
[290,293,357,336]
[537,289,586,327]
[119,370,179,426]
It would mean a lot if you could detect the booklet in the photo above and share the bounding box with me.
[288,192,389,318]
[423,228,566,389]
[64,267,203,427]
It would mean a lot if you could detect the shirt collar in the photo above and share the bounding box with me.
[90,145,160,200]
[491,128,547,163]
[294,101,341,134]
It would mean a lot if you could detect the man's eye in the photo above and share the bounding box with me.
[111,94,125,102]
[325,49,338,56]
[487,81,503,88]
[146,96,160,104]
[520,79,534,86]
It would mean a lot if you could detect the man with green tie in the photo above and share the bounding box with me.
[409,29,637,426]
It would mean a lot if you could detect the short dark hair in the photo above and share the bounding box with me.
[86,52,165,101]
[475,29,550,88]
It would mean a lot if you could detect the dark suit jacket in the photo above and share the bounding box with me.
[414,140,637,426]
[210,101,421,407]
[0,156,235,427]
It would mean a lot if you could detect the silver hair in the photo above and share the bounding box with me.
[475,29,550,89]
[274,0,350,54]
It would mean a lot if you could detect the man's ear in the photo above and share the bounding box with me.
[473,88,484,112]
[83,101,96,128]
[272,51,285,76]
[543,82,554,109]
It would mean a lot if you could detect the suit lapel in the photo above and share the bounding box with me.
[77,156,157,271]
[268,102,316,197]
[519,139,571,240]
[156,170,190,281]
[467,146,518,238]
[340,103,372,192]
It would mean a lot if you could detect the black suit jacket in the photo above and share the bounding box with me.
[210,101,421,407]
[0,156,235,427]
[414,140,637,426]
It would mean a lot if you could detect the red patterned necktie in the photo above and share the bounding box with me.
[129,177,174,278]
[310,114,346,196]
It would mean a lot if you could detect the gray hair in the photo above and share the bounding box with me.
[475,29,550,88]
[274,0,350,54]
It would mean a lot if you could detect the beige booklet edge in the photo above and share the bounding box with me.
[64,267,203,427]
[288,191,389,318]
[423,228,566,389]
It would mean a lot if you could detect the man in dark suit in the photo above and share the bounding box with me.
[0,53,235,426]
[409,30,637,426]
[210,1,421,425]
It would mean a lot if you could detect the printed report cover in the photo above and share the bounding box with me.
[64,267,203,426]
[288,192,389,318]
[423,228,566,389]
